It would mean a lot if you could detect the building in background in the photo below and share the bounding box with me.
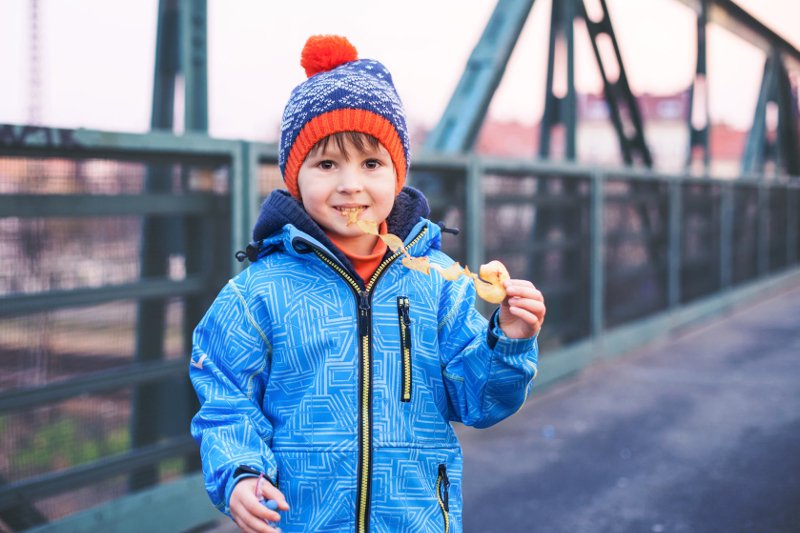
[473,90,749,178]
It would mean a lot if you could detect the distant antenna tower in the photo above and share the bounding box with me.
[28,0,42,125]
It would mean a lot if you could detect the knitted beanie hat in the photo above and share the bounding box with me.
[279,35,410,199]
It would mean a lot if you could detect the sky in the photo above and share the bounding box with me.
[1,0,799,142]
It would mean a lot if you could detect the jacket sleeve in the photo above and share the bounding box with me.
[189,278,277,514]
[437,273,539,429]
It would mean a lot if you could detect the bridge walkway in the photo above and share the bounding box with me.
[458,281,800,532]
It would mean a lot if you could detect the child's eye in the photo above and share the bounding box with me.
[364,159,382,170]
[318,160,335,170]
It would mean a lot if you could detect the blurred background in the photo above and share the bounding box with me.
[1,0,799,172]
[1,1,799,531]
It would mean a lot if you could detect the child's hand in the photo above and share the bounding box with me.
[497,280,546,339]
[229,476,289,533]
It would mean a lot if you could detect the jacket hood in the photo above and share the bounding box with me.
[242,186,433,281]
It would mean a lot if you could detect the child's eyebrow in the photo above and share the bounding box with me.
[359,146,389,157]
[308,147,340,158]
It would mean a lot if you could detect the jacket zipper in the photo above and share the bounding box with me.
[310,226,428,533]
[436,464,450,533]
[397,296,412,402]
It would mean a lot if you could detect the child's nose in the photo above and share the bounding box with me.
[336,167,364,193]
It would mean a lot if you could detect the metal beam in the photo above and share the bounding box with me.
[675,0,800,69]
[0,123,241,158]
[132,0,208,487]
[742,51,800,176]
[0,277,206,317]
[24,473,218,533]
[423,0,537,153]
[179,0,208,132]
[0,437,197,511]
[0,360,187,414]
[151,0,179,131]
[580,0,652,167]
[686,0,711,171]
[539,0,578,160]
[0,193,224,218]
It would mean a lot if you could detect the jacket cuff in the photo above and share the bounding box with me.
[486,308,538,353]
[224,464,277,514]
[486,309,501,350]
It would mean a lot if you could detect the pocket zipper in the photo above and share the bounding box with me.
[436,464,450,533]
[397,296,412,402]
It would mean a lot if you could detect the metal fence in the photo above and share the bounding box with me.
[1,123,799,531]
[414,156,799,343]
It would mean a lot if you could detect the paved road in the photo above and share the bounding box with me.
[457,283,800,533]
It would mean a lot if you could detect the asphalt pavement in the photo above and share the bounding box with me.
[457,282,800,533]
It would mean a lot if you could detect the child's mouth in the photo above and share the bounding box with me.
[336,206,366,225]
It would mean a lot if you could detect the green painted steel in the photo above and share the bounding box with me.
[686,0,711,171]
[465,157,485,276]
[1,123,799,531]
[231,141,260,273]
[144,1,209,487]
[590,173,604,336]
[742,51,800,176]
[789,190,799,265]
[0,437,197,513]
[0,360,186,414]
[0,124,234,526]
[0,193,223,217]
[151,0,179,131]
[719,183,734,288]
[540,0,577,160]
[151,0,208,133]
[0,123,239,155]
[422,0,537,153]
[179,0,209,133]
[0,278,206,317]
[757,183,770,275]
[674,0,800,67]
[581,0,652,167]
[24,473,218,533]
[667,179,683,308]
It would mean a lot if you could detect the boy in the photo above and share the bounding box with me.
[190,35,545,533]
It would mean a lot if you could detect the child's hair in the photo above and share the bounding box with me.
[278,35,410,199]
[309,131,382,160]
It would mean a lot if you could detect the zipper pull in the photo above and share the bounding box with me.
[359,290,371,311]
[438,464,450,510]
[358,290,371,331]
[401,297,411,326]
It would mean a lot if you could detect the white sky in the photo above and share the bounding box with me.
[0,0,798,141]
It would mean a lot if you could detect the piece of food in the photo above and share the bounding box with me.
[402,256,431,275]
[431,262,465,281]
[355,219,379,235]
[345,217,511,304]
[380,233,407,253]
[472,260,509,304]
[479,260,510,287]
[340,207,364,226]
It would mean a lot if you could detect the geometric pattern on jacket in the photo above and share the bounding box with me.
[190,218,538,532]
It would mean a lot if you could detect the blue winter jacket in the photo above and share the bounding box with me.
[190,188,538,532]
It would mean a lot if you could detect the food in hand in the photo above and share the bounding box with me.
[472,261,510,304]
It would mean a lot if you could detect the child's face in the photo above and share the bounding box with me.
[297,136,396,253]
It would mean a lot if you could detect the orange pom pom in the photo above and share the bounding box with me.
[301,35,358,78]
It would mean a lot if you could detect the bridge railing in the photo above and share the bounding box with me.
[1,124,798,531]
[414,156,799,345]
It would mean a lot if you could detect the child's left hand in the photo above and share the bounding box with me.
[498,280,546,339]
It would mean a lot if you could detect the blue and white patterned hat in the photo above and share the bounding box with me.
[279,35,410,199]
